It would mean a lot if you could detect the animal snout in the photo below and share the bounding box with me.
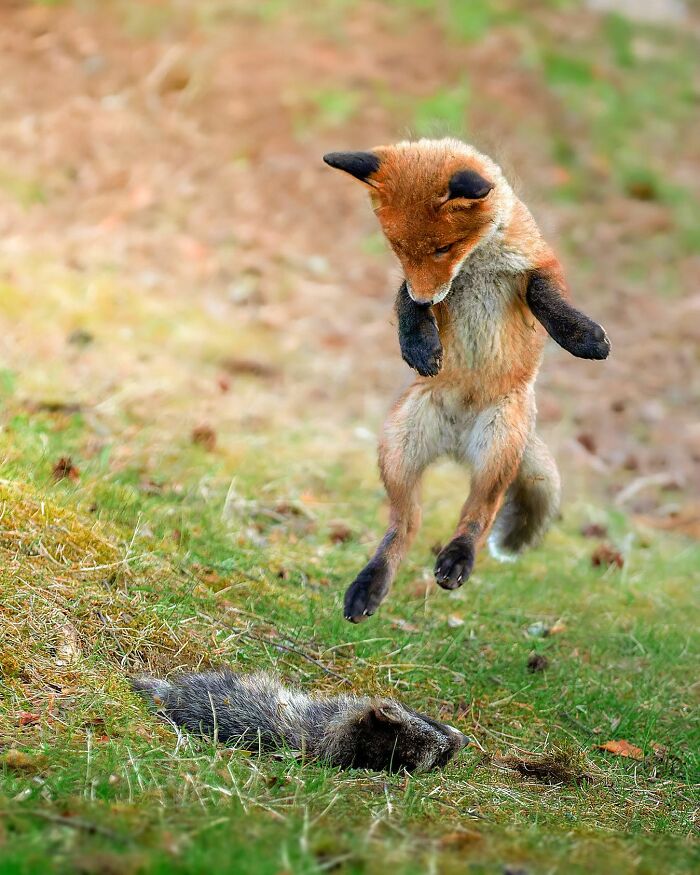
[406,281,450,306]
[405,281,435,306]
[446,724,471,747]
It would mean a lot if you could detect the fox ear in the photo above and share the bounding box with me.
[323,151,381,186]
[447,169,493,201]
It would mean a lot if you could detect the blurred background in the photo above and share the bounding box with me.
[0,0,698,526]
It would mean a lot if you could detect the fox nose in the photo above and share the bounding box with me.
[405,281,434,306]
[406,280,450,306]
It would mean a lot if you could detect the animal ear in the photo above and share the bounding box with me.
[323,151,381,186]
[447,169,493,201]
[367,700,404,726]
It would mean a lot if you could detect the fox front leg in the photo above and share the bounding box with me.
[526,269,610,360]
[395,281,443,377]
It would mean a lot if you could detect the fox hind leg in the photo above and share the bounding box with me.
[435,392,531,589]
[344,386,441,623]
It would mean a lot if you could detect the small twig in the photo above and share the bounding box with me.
[1,809,131,844]
[615,472,681,506]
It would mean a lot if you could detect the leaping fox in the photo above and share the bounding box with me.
[324,138,610,623]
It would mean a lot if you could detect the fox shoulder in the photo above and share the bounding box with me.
[502,198,570,297]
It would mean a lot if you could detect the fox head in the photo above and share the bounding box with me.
[324,139,508,305]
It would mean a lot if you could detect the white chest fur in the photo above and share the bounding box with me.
[446,245,521,372]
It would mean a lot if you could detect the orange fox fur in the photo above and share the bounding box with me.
[324,138,609,622]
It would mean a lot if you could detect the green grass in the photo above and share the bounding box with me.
[1,400,698,874]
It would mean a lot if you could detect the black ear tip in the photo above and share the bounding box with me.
[323,152,342,168]
[322,150,380,182]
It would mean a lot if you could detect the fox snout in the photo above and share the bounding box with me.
[406,280,451,306]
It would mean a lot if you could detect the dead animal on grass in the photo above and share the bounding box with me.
[133,669,469,773]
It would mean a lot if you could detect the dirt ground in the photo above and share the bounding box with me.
[1,0,698,527]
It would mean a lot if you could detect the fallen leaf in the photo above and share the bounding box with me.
[581,522,608,538]
[220,357,280,379]
[18,712,41,727]
[389,617,419,634]
[299,491,320,506]
[139,479,165,495]
[527,653,549,673]
[3,749,47,773]
[191,425,216,451]
[67,328,94,347]
[626,178,657,201]
[31,401,83,414]
[622,453,640,471]
[52,456,80,482]
[576,432,597,454]
[198,568,223,587]
[328,522,353,544]
[548,622,567,636]
[596,740,643,760]
[591,544,624,569]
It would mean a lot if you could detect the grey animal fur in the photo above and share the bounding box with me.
[132,670,468,772]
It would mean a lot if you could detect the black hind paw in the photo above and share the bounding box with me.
[434,536,475,590]
[344,557,391,623]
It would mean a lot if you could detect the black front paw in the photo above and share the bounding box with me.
[434,536,475,590]
[400,330,443,377]
[574,322,610,360]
